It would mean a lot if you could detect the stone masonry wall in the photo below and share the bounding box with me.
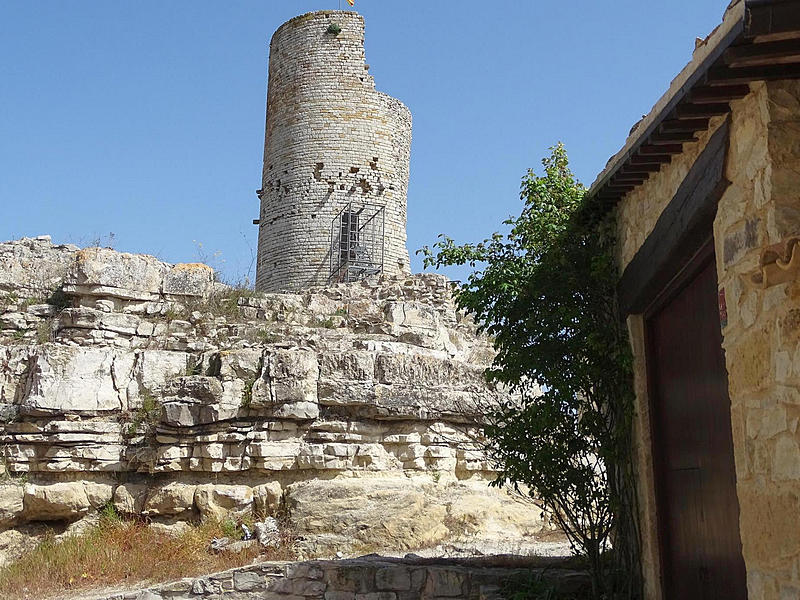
[0,237,552,565]
[256,11,412,292]
[80,556,589,600]
[615,113,728,272]
[617,81,800,599]
[717,80,800,600]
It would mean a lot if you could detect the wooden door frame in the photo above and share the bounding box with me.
[643,236,715,321]
[643,236,717,595]
[617,117,739,597]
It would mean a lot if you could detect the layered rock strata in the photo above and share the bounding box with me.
[0,237,550,561]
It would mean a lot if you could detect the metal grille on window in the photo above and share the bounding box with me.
[329,202,385,283]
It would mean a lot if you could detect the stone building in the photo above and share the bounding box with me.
[585,1,800,598]
[255,11,412,293]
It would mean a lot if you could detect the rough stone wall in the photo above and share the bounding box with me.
[80,556,589,600]
[717,80,800,600]
[256,11,412,292]
[0,237,552,564]
[617,81,800,599]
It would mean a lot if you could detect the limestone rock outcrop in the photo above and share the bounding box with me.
[0,237,551,559]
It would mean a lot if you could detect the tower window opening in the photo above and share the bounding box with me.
[330,202,385,284]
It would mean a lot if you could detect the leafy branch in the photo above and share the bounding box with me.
[419,143,640,599]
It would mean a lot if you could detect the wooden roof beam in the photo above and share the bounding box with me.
[674,102,731,119]
[690,84,751,104]
[725,38,800,67]
[639,143,684,154]
[630,154,672,165]
[605,184,637,192]
[660,118,711,133]
[621,163,662,174]
[746,1,800,41]
[648,133,699,144]
[612,175,648,185]
[707,63,800,85]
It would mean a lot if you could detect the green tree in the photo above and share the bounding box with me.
[419,144,640,599]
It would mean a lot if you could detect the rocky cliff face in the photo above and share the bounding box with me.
[0,237,551,562]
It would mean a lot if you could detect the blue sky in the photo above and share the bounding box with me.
[1,1,726,283]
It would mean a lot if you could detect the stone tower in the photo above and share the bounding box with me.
[255,11,412,292]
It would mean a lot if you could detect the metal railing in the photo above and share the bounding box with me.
[329,201,385,284]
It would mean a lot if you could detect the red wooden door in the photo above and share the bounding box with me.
[646,246,747,599]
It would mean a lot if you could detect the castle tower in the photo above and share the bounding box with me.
[255,11,412,292]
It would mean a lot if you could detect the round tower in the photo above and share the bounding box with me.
[255,11,412,292]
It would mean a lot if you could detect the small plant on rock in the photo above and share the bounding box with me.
[185,360,203,376]
[123,392,162,439]
[220,517,239,539]
[241,377,256,409]
[203,286,261,321]
[313,317,336,329]
[99,501,122,524]
[19,297,44,310]
[36,319,53,344]
[164,306,183,323]
[255,328,280,344]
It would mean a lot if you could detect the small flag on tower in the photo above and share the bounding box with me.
[346,0,354,5]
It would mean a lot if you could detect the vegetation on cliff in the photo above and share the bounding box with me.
[0,508,295,600]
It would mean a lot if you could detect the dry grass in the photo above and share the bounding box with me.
[0,513,296,600]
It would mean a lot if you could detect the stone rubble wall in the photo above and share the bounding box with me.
[80,556,589,600]
[0,237,549,560]
[618,80,800,599]
[256,11,412,292]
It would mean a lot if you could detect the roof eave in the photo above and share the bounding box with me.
[586,0,800,211]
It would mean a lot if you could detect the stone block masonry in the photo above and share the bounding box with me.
[256,11,412,292]
[80,555,590,600]
[618,80,800,598]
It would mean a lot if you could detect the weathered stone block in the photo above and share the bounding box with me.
[163,264,214,298]
[269,349,319,404]
[23,481,112,521]
[22,346,122,415]
[143,483,196,516]
[0,237,78,297]
[423,568,465,597]
[253,481,283,516]
[0,484,24,528]
[292,577,326,596]
[194,484,253,520]
[773,435,800,480]
[726,326,773,395]
[113,483,148,514]
[66,247,167,301]
[233,569,264,592]
[375,567,411,591]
